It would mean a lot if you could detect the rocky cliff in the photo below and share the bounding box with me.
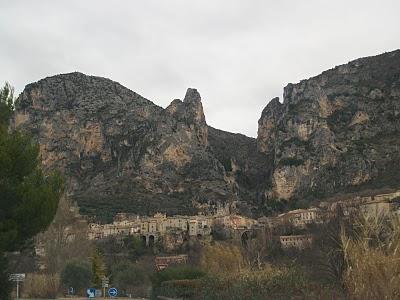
[12,50,400,219]
[258,50,400,203]
[13,73,243,221]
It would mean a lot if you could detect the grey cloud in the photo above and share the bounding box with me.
[1,0,399,137]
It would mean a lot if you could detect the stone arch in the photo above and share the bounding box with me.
[241,230,251,246]
[149,235,155,247]
[141,235,147,246]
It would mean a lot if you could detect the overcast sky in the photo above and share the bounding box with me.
[1,1,399,137]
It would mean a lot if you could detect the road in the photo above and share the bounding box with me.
[20,298,148,300]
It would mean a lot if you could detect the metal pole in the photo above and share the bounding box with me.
[16,281,19,300]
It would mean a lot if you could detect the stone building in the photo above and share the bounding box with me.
[188,216,211,237]
[213,214,255,229]
[88,212,214,242]
[155,254,188,271]
[360,199,396,219]
[280,235,313,249]
[278,207,322,228]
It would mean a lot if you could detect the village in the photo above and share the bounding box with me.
[24,189,400,297]
[86,190,400,252]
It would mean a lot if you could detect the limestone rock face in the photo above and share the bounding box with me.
[13,73,238,220]
[257,50,400,200]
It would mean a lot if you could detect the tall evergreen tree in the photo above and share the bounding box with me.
[91,248,106,288]
[0,82,63,299]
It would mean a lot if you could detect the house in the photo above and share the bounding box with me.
[360,200,393,218]
[279,207,322,228]
[155,254,188,271]
[280,235,313,249]
[188,216,212,236]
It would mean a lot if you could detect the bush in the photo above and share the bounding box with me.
[200,243,245,274]
[151,266,205,299]
[342,216,400,299]
[220,157,232,172]
[124,235,146,259]
[278,157,304,167]
[158,279,202,299]
[60,260,92,295]
[197,266,308,300]
[23,273,59,298]
[211,224,230,241]
[0,253,11,300]
[281,137,313,152]
[111,262,145,296]
[151,266,205,288]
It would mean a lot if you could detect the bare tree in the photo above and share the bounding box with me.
[37,196,93,274]
[242,227,273,270]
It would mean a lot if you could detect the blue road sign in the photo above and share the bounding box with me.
[108,287,118,297]
[87,288,96,298]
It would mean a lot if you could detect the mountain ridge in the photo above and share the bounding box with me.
[12,49,400,220]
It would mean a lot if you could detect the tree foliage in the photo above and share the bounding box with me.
[0,82,13,127]
[91,248,106,287]
[0,82,63,299]
[200,243,245,274]
[61,260,92,294]
[150,266,205,288]
[111,261,145,295]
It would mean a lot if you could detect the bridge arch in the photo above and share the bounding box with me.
[241,230,251,246]
[148,235,155,247]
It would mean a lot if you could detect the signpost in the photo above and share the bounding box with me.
[101,276,110,298]
[108,287,118,298]
[9,273,25,300]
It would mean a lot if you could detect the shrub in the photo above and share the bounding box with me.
[342,216,400,299]
[150,266,205,299]
[151,266,205,288]
[111,262,145,296]
[0,253,11,300]
[281,137,313,152]
[197,266,308,300]
[278,157,304,167]
[220,157,232,172]
[200,243,245,274]
[158,279,202,298]
[23,273,59,298]
[211,223,230,241]
[60,260,92,295]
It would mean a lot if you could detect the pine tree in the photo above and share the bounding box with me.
[0,82,63,300]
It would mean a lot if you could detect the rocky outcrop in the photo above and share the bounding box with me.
[207,127,273,214]
[257,50,400,201]
[13,73,239,221]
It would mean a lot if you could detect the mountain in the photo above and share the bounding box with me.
[12,50,400,220]
[12,73,261,221]
[258,50,400,203]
